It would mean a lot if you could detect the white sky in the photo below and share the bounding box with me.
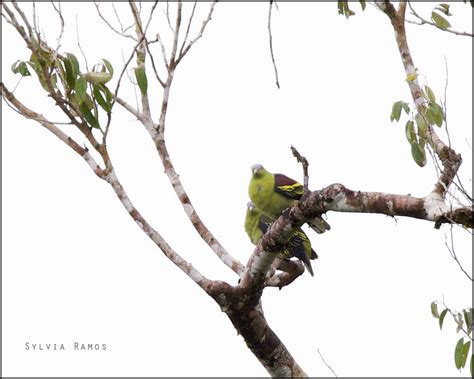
[2,2,472,377]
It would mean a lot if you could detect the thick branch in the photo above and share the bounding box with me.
[207,283,308,377]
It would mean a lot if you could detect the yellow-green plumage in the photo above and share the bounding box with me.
[248,164,330,234]
[244,202,317,276]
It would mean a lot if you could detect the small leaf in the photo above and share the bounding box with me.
[18,62,31,76]
[402,102,410,115]
[411,141,426,167]
[424,85,436,102]
[431,11,451,30]
[439,308,448,330]
[11,60,31,77]
[461,341,471,369]
[430,102,444,127]
[66,53,80,78]
[405,120,416,144]
[390,101,403,122]
[431,301,440,318]
[84,71,112,84]
[415,113,428,138]
[359,0,366,11]
[11,60,20,73]
[79,102,101,129]
[435,3,451,16]
[102,58,113,76]
[75,75,87,104]
[92,84,110,112]
[456,313,464,333]
[455,338,465,369]
[134,66,148,96]
[464,308,473,332]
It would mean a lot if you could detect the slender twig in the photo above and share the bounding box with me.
[175,1,217,65]
[169,1,182,67]
[407,2,473,38]
[317,348,338,377]
[111,3,125,31]
[94,2,137,41]
[164,0,174,32]
[444,226,473,281]
[291,146,309,191]
[75,15,89,71]
[50,1,64,51]
[178,0,197,58]
[267,0,280,89]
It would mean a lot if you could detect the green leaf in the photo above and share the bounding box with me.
[405,120,416,144]
[337,0,354,18]
[402,102,410,115]
[431,11,451,30]
[11,60,31,77]
[456,313,464,333]
[439,308,448,330]
[75,75,87,104]
[84,71,111,84]
[63,58,75,88]
[134,66,148,96]
[415,113,428,138]
[92,84,110,112]
[66,53,80,78]
[464,308,473,332]
[390,101,403,122]
[430,102,444,127]
[461,340,471,368]
[435,3,451,16]
[424,85,436,102]
[411,141,426,167]
[455,338,465,369]
[102,58,113,76]
[359,0,366,11]
[79,102,101,129]
[431,301,440,318]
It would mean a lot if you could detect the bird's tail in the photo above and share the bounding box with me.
[308,217,331,234]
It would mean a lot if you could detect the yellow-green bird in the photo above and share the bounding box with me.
[248,164,330,234]
[244,201,317,276]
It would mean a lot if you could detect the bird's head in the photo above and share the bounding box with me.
[251,163,265,178]
[247,201,257,214]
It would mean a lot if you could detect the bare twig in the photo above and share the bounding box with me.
[50,1,65,51]
[267,0,280,89]
[291,145,309,191]
[164,0,174,32]
[178,0,197,58]
[407,2,473,38]
[75,15,89,71]
[444,226,473,281]
[94,2,137,41]
[169,1,182,67]
[175,1,217,65]
[317,348,338,377]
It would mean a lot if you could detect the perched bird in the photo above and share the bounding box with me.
[244,201,317,276]
[248,164,330,233]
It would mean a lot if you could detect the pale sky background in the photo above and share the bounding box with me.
[2,2,472,377]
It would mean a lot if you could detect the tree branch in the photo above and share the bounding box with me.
[377,0,466,207]
[407,2,474,38]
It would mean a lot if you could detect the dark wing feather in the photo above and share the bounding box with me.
[273,173,303,200]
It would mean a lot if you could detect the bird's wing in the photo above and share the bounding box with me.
[273,173,303,200]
